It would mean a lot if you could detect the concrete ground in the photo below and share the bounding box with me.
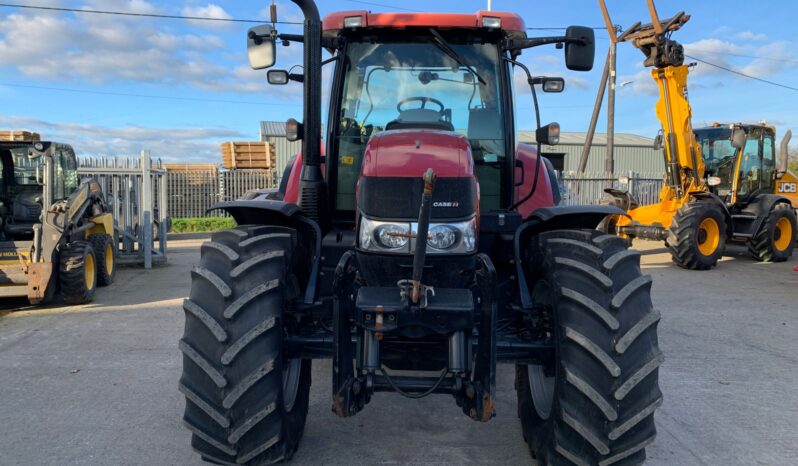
[1,238,797,465]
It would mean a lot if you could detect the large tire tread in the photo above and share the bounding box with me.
[667,202,726,270]
[88,233,116,286]
[747,203,797,262]
[518,230,662,466]
[59,241,97,304]
[180,225,310,465]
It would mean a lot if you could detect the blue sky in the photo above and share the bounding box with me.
[1,0,796,162]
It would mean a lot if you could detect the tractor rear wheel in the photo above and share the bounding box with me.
[667,202,727,270]
[89,233,116,286]
[748,203,797,262]
[180,225,311,465]
[517,230,662,465]
[60,241,98,304]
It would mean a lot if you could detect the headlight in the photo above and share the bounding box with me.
[428,225,457,250]
[359,216,477,254]
[375,223,410,249]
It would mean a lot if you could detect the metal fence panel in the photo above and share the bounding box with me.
[559,172,664,206]
[166,168,275,218]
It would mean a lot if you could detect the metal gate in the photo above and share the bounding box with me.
[78,151,168,268]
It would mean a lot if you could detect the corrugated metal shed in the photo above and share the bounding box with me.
[518,131,664,176]
[260,121,302,177]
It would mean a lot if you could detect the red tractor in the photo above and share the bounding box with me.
[180,2,662,464]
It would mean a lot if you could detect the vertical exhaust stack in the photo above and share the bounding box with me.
[291,0,326,224]
[779,130,792,172]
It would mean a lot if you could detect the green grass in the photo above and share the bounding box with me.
[172,217,236,233]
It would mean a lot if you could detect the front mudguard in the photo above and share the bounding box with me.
[209,200,321,305]
[514,205,627,310]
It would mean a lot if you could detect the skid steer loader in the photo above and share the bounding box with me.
[0,136,116,304]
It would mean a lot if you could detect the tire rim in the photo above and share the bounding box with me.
[84,253,96,291]
[528,280,556,420]
[697,217,720,256]
[282,359,302,412]
[105,243,114,275]
[774,217,792,252]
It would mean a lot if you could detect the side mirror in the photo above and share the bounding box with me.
[731,127,746,149]
[536,122,561,146]
[541,77,565,93]
[247,25,276,70]
[565,26,595,72]
[286,118,303,142]
[267,70,289,85]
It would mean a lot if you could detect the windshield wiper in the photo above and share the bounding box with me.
[428,29,486,85]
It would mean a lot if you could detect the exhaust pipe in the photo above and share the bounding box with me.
[291,0,326,223]
[779,129,792,172]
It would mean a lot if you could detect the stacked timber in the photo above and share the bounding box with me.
[221,141,276,170]
[0,130,41,142]
[164,163,219,172]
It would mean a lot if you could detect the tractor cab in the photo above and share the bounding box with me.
[695,124,779,206]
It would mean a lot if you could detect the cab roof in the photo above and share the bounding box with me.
[322,10,526,38]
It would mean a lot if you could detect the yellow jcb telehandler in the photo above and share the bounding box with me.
[598,2,796,269]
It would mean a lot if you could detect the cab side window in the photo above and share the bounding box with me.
[760,135,775,191]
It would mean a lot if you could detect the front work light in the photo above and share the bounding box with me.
[482,16,502,29]
[344,16,363,28]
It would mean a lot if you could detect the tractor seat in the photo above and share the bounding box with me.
[385,108,454,132]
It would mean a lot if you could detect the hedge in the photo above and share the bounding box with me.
[171,217,236,233]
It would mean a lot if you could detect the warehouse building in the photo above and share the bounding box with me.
[261,120,664,179]
[518,131,664,176]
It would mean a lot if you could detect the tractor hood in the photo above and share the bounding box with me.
[361,129,474,179]
[358,129,478,220]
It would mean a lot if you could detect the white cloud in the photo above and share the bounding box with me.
[735,31,768,41]
[181,4,233,29]
[0,7,275,94]
[0,115,246,163]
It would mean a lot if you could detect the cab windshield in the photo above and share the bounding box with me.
[335,39,505,211]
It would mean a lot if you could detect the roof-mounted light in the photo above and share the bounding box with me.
[482,16,501,29]
[344,16,363,28]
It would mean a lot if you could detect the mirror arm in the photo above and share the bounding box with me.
[504,36,571,52]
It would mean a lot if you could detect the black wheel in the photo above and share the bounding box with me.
[180,225,311,465]
[89,233,116,286]
[60,241,98,304]
[667,201,727,270]
[517,230,662,465]
[748,203,796,262]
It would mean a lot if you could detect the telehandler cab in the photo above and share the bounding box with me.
[180,2,663,465]
[0,137,116,304]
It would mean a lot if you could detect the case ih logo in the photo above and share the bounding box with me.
[778,182,797,193]
[433,201,460,208]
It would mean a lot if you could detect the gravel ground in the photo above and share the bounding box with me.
[0,238,796,465]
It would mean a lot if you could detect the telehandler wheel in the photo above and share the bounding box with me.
[667,202,727,270]
[517,230,662,466]
[748,203,797,262]
[60,241,98,304]
[180,225,311,466]
[89,233,116,286]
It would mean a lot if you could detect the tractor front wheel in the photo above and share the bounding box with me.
[748,203,797,262]
[517,230,662,465]
[667,202,727,270]
[180,225,311,465]
[60,241,98,304]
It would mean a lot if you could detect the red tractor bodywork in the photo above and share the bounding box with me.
[322,10,527,35]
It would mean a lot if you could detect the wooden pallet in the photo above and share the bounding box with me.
[221,142,276,169]
[0,130,41,142]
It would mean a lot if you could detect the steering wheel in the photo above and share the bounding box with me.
[397,96,445,113]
